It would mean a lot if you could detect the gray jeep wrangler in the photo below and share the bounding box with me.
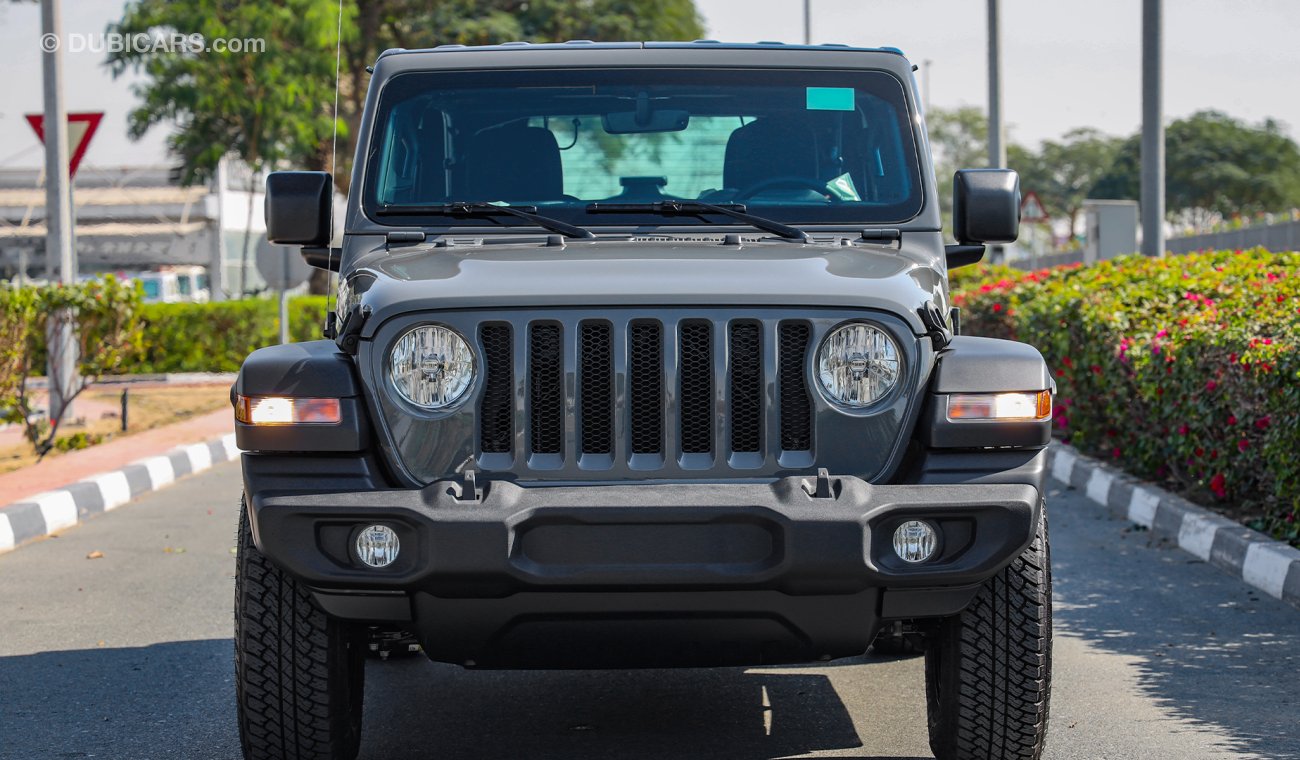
[234,41,1053,760]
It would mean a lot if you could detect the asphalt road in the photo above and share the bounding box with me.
[1,461,1297,760]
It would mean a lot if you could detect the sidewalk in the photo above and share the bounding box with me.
[0,408,232,507]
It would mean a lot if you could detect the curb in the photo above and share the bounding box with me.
[0,433,239,556]
[1047,442,1300,609]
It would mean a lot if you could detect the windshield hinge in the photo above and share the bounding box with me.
[336,304,372,355]
[859,228,902,243]
[918,303,953,351]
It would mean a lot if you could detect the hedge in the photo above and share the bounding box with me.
[950,249,1300,546]
[135,297,328,373]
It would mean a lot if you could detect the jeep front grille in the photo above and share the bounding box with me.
[477,314,815,472]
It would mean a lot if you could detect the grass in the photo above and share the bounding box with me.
[0,384,231,475]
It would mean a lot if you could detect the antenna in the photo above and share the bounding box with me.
[326,0,344,328]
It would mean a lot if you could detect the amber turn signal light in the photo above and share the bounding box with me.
[235,395,342,425]
[946,390,1051,422]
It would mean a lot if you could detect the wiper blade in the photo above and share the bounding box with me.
[586,200,811,243]
[375,202,595,239]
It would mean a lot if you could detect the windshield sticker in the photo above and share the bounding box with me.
[806,87,855,111]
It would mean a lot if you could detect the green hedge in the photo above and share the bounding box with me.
[135,296,328,373]
[951,249,1300,545]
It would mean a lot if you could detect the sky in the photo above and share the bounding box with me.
[0,0,1298,171]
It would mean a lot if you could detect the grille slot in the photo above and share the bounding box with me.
[778,322,813,451]
[479,323,513,454]
[729,322,763,453]
[679,320,713,454]
[628,321,664,455]
[579,322,614,455]
[529,323,563,455]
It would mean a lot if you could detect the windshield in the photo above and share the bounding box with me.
[363,68,923,228]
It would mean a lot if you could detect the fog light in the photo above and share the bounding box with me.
[355,524,400,568]
[892,520,938,563]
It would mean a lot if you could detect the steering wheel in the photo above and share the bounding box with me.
[733,176,840,202]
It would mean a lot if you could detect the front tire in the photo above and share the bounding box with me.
[924,506,1052,760]
[235,497,365,760]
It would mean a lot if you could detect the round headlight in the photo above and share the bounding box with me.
[817,323,900,407]
[389,325,474,409]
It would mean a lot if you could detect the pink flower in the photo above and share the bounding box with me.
[1178,424,1189,435]
[1237,439,1250,452]
[1206,380,1218,391]
[1227,415,1237,425]
[1156,329,1168,338]
[1255,416,1271,430]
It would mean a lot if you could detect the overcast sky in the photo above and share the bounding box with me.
[0,0,1297,171]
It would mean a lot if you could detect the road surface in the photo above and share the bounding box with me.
[1,461,1297,759]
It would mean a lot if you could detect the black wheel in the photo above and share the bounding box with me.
[235,497,365,760]
[924,506,1052,760]
[870,621,925,657]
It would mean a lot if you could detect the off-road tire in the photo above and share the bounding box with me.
[235,497,365,760]
[924,506,1052,760]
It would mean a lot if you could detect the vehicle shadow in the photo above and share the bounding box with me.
[0,638,930,760]
[1049,492,1300,758]
[0,638,241,760]
[360,656,929,760]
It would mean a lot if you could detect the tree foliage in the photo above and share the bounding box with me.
[107,0,348,185]
[1093,110,1300,228]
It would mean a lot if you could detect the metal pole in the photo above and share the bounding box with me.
[1141,0,1165,257]
[40,0,77,423]
[986,0,1005,169]
[803,0,811,45]
[987,0,1006,261]
[279,248,290,344]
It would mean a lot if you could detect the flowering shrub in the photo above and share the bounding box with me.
[951,249,1300,545]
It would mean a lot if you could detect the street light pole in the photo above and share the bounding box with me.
[803,0,811,45]
[1141,0,1165,257]
[922,59,933,113]
[40,0,78,423]
[987,0,1006,262]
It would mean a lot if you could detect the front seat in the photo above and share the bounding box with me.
[463,122,565,202]
[722,118,819,193]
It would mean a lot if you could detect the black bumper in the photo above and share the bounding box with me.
[247,462,1043,668]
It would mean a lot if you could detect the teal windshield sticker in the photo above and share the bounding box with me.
[806,87,855,111]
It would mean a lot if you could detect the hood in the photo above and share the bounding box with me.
[351,239,947,338]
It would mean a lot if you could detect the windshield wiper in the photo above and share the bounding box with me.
[586,200,811,243]
[375,201,595,239]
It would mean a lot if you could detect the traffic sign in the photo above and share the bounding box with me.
[1020,191,1049,224]
[256,239,312,291]
[25,112,103,179]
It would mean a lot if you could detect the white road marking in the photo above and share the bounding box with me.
[1242,542,1300,600]
[1177,513,1221,561]
[83,471,132,511]
[761,684,772,736]
[1051,448,1077,484]
[1127,486,1160,527]
[34,491,78,533]
[1085,469,1114,506]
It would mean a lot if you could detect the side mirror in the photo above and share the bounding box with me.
[952,169,1020,245]
[265,171,332,246]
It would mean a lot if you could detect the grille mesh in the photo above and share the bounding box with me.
[579,322,614,455]
[778,322,813,451]
[629,321,663,454]
[529,323,563,454]
[679,321,713,454]
[729,322,762,453]
[479,323,513,454]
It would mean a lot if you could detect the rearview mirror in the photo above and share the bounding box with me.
[602,109,690,134]
[265,171,332,246]
[952,169,1020,245]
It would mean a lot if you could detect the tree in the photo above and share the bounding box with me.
[335,0,705,192]
[1092,110,1300,230]
[1030,128,1125,236]
[108,0,351,296]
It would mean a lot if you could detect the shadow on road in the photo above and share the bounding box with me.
[1050,498,1300,758]
[0,638,240,760]
[0,639,930,760]
[360,655,928,760]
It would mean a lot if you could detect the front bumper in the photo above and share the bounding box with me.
[247,463,1043,668]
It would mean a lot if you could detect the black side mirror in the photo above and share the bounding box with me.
[952,168,1020,245]
[266,171,332,246]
